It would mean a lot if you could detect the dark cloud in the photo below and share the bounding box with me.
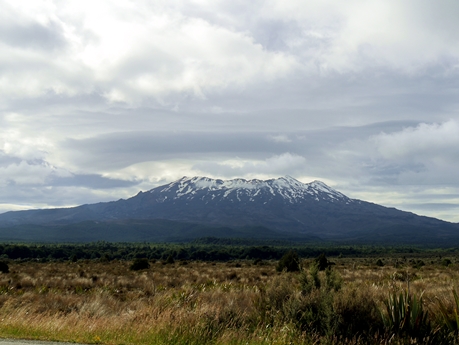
[0,152,22,166]
[48,174,139,189]
[62,131,296,169]
[62,124,400,170]
[0,20,66,51]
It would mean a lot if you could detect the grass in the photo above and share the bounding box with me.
[2,257,459,344]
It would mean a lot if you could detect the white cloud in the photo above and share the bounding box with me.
[0,0,299,105]
[104,160,196,187]
[372,119,459,160]
[2,0,459,107]
[262,0,459,73]
[1,0,459,222]
[342,184,459,223]
[0,128,51,161]
[269,134,292,143]
[100,153,308,185]
[193,153,307,179]
[0,160,69,186]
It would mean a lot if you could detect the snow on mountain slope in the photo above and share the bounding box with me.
[151,176,353,205]
[2,174,458,245]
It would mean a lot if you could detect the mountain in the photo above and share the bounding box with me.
[0,176,458,244]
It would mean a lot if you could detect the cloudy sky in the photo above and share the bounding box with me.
[1,0,459,222]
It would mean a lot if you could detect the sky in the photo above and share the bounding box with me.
[1,0,459,222]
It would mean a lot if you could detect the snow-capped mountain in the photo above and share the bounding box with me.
[0,176,458,243]
[95,176,361,233]
[154,176,352,205]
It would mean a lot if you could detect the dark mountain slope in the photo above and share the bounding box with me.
[0,176,458,244]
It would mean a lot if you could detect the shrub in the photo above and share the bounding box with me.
[253,258,264,266]
[165,255,175,265]
[309,262,321,291]
[0,261,9,273]
[263,275,295,311]
[412,259,425,269]
[276,250,300,272]
[297,265,376,339]
[442,258,452,267]
[295,288,335,336]
[333,288,382,339]
[325,267,342,292]
[300,263,342,295]
[315,253,329,271]
[129,258,150,271]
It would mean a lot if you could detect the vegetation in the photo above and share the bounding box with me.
[0,261,8,273]
[315,252,329,270]
[2,243,459,343]
[276,250,300,272]
[129,258,150,271]
[381,291,431,340]
[2,241,459,262]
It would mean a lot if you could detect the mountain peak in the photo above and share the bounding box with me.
[155,175,351,204]
[2,175,456,245]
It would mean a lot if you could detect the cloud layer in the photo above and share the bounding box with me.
[1,0,459,221]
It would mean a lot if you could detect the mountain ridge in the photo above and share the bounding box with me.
[152,175,353,205]
[0,175,458,244]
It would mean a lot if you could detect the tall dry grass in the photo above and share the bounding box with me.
[1,258,459,344]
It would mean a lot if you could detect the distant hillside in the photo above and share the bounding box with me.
[0,219,318,243]
[0,176,458,244]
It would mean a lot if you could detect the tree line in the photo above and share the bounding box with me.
[0,239,456,262]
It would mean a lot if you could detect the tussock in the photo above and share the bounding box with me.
[2,259,459,344]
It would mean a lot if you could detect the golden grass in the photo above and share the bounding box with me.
[1,258,459,344]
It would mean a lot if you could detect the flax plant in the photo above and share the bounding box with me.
[381,290,431,340]
[438,289,459,333]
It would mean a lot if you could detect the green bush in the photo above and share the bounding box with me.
[276,250,300,272]
[315,253,329,271]
[0,261,9,273]
[442,258,452,267]
[296,267,376,339]
[130,258,150,271]
[165,255,175,265]
[412,259,425,269]
[376,258,384,267]
[300,263,342,295]
[333,288,382,339]
[301,262,321,293]
[325,267,342,292]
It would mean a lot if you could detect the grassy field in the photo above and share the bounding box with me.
[2,255,459,344]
